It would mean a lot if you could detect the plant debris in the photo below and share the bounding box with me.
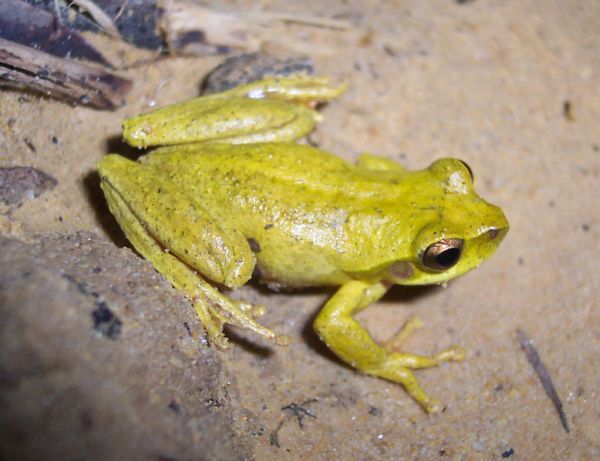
[0,37,132,110]
[1,0,112,67]
[0,0,132,109]
[281,400,317,429]
[516,329,570,433]
[23,0,162,49]
[269,399,318,448]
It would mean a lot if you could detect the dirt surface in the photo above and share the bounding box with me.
[1,1,599,460]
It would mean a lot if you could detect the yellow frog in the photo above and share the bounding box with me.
[98,76,508,412]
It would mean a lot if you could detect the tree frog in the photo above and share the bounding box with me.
[98,76,508,412]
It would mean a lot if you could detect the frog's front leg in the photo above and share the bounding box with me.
[313,281,464,413]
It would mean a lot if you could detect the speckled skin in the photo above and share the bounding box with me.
[98,76,508,412]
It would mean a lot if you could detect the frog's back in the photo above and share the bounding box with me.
[139,142,436,287]
[142,142,407,202]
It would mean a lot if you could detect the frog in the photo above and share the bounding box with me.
[97,75,509,413]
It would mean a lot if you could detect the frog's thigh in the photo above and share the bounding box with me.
[313,281,460,413]
[99,155,254,288]
[101,179,285,348]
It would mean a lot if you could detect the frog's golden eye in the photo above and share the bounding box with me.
[422,238,464,271]
[458,160,474,182]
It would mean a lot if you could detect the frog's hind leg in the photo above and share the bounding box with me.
[314,281,464,413]
[99,157,289,348]
[123,76,348,148]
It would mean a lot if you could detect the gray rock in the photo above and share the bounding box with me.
[0,232,247,461]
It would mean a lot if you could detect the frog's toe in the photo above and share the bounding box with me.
[435,345,465,362]
[424,397,444,414]
[237,300,267,318]
[251,304,267,318]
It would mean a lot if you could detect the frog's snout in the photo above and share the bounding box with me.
[485,206,509,242]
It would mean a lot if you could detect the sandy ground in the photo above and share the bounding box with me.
[1,1,598,459]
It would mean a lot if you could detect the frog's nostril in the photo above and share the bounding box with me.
[488,228,500,239]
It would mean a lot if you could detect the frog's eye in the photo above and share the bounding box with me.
[458,160,474,182]
[422,238,464,271]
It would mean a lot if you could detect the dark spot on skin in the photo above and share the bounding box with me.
[455,0,475,4]
[549,201,555,208]
[247,237,261,252]
[517,257,524,265]
[168,400,181,414]
[51,136,59,144]
[92,302,122,340]
[592,144,599,152]
[581,223,590,232]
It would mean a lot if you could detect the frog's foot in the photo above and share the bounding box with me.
[365,359,444,413]
[195,285,290,349]
[382,316,424,350]
[365,345,465,413]
[314,281,465,413]
[372,318,464,412]
[383,317,466,362]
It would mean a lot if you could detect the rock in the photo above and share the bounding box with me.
[201,52,313,94]
[0,232,247,461]
[0,166,57,210]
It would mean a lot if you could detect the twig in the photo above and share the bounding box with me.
[0,37,132,110]
[516,329,570,433]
